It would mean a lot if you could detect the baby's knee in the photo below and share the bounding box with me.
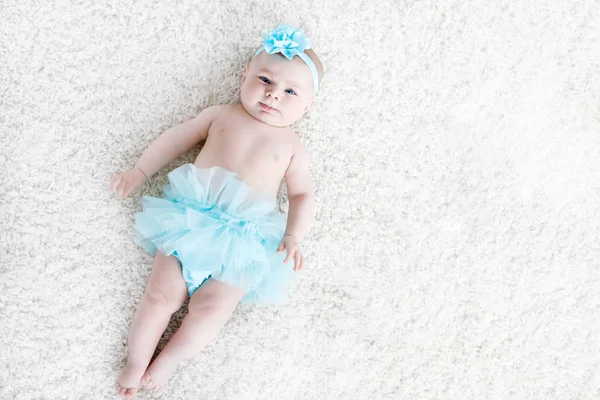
[143,284,182,313]
[188,292,217,313]
[188,294,229,321]
[189,293,243,325]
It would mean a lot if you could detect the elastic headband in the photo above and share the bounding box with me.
[254,24,319,94]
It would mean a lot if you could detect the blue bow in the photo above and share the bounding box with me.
[261,24,312,60]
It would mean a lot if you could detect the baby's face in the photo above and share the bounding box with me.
[240,52,315,127]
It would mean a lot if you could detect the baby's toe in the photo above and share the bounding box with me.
[141,370,163,391]
[140,371,152,389]
[115,383,137,399]
[124,388,137,399]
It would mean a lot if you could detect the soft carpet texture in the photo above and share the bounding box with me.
[1,0,599,399]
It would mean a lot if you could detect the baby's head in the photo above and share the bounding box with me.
[241,25,323,127]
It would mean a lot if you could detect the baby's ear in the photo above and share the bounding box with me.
[242,66,248,83]
[304,99,316,113]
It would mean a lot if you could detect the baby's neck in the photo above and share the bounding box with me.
[235,103,293,131]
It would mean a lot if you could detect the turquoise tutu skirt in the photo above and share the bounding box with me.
[135,164,293,305]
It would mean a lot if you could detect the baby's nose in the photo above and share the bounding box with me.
[266,89,280,100]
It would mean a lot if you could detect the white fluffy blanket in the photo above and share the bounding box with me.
[1,1,599,398]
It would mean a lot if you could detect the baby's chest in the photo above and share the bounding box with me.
[209,127,293,163]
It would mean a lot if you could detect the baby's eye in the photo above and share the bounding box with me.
[285,88,296,95]
[259,76,271,84]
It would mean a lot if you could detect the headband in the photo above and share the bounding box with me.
[254,24,319,94]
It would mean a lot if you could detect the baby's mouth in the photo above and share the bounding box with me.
[259,102,277,112]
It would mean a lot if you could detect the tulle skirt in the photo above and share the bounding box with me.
[135,163,293,305]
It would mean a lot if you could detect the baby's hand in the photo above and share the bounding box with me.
[109,167,148,199]
[276,235,304,272]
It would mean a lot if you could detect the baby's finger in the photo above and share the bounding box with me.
[298,254,304,271]
[117,180,128,199]
[122,181,135,198]
[283,249,292,264]
[109,175,122,193]
[293,252,300,271]
[277,242,284,253]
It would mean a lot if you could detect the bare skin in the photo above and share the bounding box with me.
[194,104,299,194]
[111,51,320,397]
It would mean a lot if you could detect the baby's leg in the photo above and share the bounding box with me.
[140,279,245,391]
[116,251,188,399]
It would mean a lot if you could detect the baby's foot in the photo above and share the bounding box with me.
[140,370,162,392]
[140,360,177,392]
[116,362,145,399]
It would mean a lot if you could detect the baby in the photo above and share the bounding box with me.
[110,25,322,398]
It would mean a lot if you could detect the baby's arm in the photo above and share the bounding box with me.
[135,106,220,178]
[282,143,316,242]
[109,106,220,199]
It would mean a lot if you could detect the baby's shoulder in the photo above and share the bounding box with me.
[287,128,305,145]
[282,130,310,162]
[203,104,233,117]
[208,104,248,122]
[202,104,239,130]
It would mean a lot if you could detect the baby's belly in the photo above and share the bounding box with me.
[193,150,284,196]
